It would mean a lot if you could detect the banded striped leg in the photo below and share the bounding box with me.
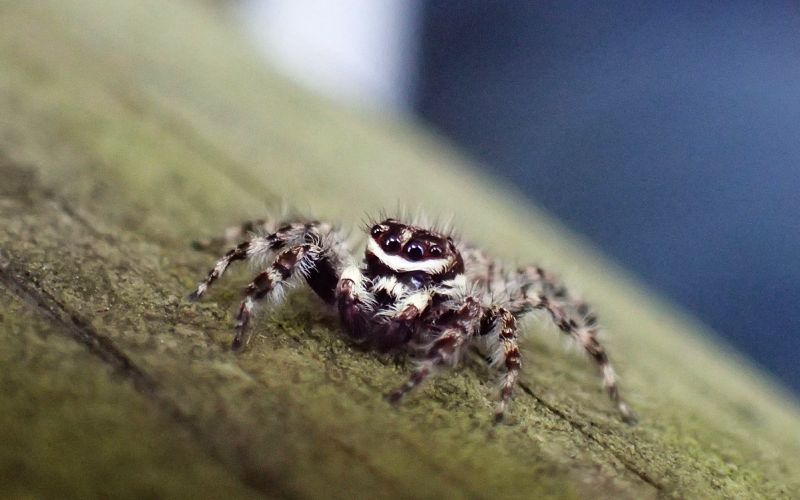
[188,241,251,300]
[530,294,636,423]
[232,244,320,350]
[484,307,521,423]
[387,298,482,403]
[505,266,635,423]
[518,266,599,330]
[387,328,469,403]
[379,290,433,351]
[188,221,320,300]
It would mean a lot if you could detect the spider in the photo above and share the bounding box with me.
[188,215,635,424]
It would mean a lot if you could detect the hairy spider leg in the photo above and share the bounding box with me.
[378,290,433,351]
[387,297,482,403]
[188,240,250,300]
[482,306,522,423]
[233,244,322,350]
[512,266,636,423]
[188,221,323,300]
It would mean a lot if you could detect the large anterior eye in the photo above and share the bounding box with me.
[382,235,401,253]
[405,241,425,261]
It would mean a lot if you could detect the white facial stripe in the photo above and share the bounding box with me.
[368,239,452,273]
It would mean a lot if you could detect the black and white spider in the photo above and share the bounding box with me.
[188,215,635,423]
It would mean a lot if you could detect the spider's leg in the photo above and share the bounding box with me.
[336,265,373,342]
[386,328,467,403]
[188,240,252,300]
[188,221,321,300]
[192,218,272,250]
[378,290,433,351]
[387,297,482,403]
[480,306,521,423]
[232,243,321,350]
[527,290,636,423]
[505,266,635,422]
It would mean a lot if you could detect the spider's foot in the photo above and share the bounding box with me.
[231,322,252,352]
[231,302,253,352]
[231,334,246,352]
[619,403,638,425]
[386,390,406,407]
[232,314,254,351]
[386,367,430,406]
[187,284,207,302]
[493,398,511,425]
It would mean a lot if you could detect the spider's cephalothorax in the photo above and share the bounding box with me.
[358,219,465,350]
[189,216,636,424]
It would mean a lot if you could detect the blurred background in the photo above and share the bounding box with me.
[237,0,800,396]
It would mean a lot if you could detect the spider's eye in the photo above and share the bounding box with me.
[383,235,402,253]
[429,245,443,257]
[370,225,386,237]
[405,241,425,261]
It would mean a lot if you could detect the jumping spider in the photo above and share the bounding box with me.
[188,215,635,423]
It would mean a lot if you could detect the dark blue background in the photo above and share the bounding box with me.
[415,1,800,394]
